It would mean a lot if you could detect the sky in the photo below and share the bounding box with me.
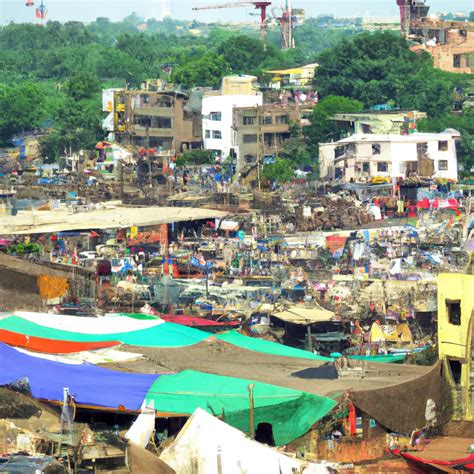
[1,0,473,25]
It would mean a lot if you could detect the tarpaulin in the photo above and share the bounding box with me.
[37,275,69,300]
[146,370,336,446]
[0,316,209,348]
[216,331,333,361]
[0,343,158,411]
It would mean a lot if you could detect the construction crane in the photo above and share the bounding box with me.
[193,1,272,39]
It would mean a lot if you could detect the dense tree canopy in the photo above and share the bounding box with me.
[315,31,464,117]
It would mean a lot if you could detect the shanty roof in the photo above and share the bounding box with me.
[272,305,335,325]
[0,206,228,235]
[267,63,318,75]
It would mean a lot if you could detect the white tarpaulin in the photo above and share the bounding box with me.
[4,311,164,334]
[160,408,339,474]
[125,401,156,448]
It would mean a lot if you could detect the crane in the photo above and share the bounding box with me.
[193,2,272,39]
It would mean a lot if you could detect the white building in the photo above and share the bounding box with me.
[319,132,459,183]
[202,93,262,162]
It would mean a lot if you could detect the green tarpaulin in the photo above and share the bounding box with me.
[216,331,333,362]
[0,316,209,347]
[146,370,336,446]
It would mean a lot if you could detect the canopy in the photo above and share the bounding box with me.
[0,206,228,235]
[272,305,335,325]
[0,313,332,361]
[147,370,336,446]
[0,343,158,411]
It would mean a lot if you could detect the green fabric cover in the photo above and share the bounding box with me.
[146,370,336,446]
[0,316,209,347]
[217,331,333,362]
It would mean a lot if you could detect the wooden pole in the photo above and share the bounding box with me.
[248,383,255,439]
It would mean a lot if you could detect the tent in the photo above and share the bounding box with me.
[160,408,338,473]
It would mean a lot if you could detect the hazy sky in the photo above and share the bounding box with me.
[1,0,473,25]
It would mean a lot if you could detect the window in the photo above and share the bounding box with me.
[209,112,222,121]
[212,130,222,140]
[335,146,345,158]
[372,144,381,155]
[244,154,256,164]
[417,142,428,160]
[438,160,448,171]
[446,299,461,326]
[453,54,461,68]
[260,116,272,125]
[362,162,370,173]
[377,162,388,172]
[243,116,256,126]
[275,114,289,124]
[438,141,448,151]
[243,134,257,144]
[205,130,211,139]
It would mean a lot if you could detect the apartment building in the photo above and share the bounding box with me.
[106,88,203,156]
[319,132,458,183]
[233,104,313,172]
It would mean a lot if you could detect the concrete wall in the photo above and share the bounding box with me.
[202,94,262,160]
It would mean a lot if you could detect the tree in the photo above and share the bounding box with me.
[65,71,101,101]
[315,31,458,116]
[0,83,48,144]
[173,52,230,89]
[306,95,363,145]
[261,158,294,183]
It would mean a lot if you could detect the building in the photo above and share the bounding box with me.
[233,103,313,172]
[437,273,474,421]
[106,88,203,156]
[396,1,474,74]
[333,110,427,136]
[202,76,262,162]
[319,132,458,183]
[266,64,318,89]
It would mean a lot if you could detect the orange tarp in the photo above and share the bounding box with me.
[37,275,69,300]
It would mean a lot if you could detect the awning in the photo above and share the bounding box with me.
[0,206,229,235]
[272,305,335,325]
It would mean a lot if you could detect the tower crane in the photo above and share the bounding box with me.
[192,1,272,39]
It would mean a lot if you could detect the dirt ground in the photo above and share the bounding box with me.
[104,341,430,398]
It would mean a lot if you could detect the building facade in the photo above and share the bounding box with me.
[437,273,474,421]
[109,88,203,156]
[202,94,262,162]
[233,104,313,172]
[319,132,458,183]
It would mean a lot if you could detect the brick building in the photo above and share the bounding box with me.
[233,104,313,172]
[111,88,203,156]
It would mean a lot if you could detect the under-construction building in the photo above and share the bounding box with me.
[397,0,474,74]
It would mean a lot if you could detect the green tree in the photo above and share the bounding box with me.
[173,52,230,88]
[0,82,47,144]
[261,158,294,183]
[65,71,101,101]
[306,95,363,145]
[315,31,457,116]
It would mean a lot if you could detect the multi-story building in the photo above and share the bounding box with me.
[437,273,474,421]
[233,104,313,172]
[396,1,474,74]
[107,88,203,156]
[319,132,458,183]
[202,76,262,162]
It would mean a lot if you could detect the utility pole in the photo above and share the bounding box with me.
[146,125,152,188]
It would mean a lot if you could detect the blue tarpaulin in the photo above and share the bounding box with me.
[0,343,158,410]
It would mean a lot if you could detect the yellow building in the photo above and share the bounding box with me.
[266,64,318,88]
[437,273,474,420]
